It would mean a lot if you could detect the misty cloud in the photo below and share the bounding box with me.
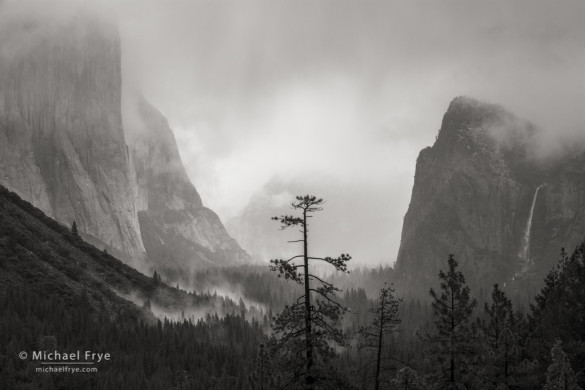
[2,0,583,265]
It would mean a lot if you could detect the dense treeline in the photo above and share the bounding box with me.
[0,285,266,389]
[0,186,268,389]
[6,246,584,389]
[2,185,585,388]
[263,244,585,390]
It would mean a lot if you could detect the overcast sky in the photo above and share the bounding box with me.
[3,0,584,265]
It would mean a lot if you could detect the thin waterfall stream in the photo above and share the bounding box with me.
[519,186,541,267]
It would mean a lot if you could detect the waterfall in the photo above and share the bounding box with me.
[518,186,541,264]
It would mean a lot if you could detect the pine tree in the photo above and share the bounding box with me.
[543,340,582,390]
[426,255,477,389]
[71,220,79,237]
[249,343,276,390]
[478,284,522,389]
[269,195,350,389]
[528,244,585,386]
[358,283,402,390]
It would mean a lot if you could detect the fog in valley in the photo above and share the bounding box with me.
[2,0,584,266]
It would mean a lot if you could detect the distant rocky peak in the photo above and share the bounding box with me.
[396,96,585,296]
[439,96,534,148]
[432,97,545,179]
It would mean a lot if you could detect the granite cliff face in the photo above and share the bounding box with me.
[0,16,145,257]
[395,97,585,295]
[126,96,250,269]
[0,15,248,270]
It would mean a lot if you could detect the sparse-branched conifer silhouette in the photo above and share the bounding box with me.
[269,195,350,389]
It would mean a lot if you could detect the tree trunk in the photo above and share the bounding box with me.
[303,208,314,389]
[450,287,455,384]
[504,338,509,387]
[261,352,265,390]
[375,295,385,390]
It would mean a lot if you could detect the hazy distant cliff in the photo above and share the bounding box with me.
[0,16,145,257]
[0,14,248,269]
[127,96,250,269]
[395,96,585,293]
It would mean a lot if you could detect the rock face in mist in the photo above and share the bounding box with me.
[395,96,585,294]
[0,17,145,257]
[127,97,250,269]
[0,15,248,269]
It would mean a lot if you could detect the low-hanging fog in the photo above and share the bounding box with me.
[2,0,584,266]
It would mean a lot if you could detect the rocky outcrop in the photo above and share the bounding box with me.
[395,97,585,295]
[0,14,249,270]
[127,97,250,269]
[0,16,145,257]
[542,153,585,262]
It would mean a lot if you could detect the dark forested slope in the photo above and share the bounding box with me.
[0,185,235,319]
[0,185,266,389]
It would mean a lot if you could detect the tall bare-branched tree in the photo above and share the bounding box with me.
[269,195,351,389]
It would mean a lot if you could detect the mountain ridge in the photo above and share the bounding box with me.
[395,96,585,297]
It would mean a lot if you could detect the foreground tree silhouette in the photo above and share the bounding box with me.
[427,255,477,389]
[269,195,351,389]
[358,283,402,390]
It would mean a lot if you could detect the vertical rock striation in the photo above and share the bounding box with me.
[0,16,145,257]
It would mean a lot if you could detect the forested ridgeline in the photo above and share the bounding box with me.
[160,264,397,314]
[0,185,268,389]
[0,185,246,319]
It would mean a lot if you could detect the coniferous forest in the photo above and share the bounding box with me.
[1,187,584,389]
